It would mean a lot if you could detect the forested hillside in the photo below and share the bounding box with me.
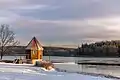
[77,40,120,57]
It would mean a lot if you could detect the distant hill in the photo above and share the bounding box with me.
[3,46,76,57]
[4,40,120,57]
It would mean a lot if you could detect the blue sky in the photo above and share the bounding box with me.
[1,0,120,47]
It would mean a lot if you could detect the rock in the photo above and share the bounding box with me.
[13,59,23,64]
[0,60,13,63]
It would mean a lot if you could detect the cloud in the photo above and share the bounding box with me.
[0,10,20,24]
[9,0,120,20]
[0,0,120,47]
[12,5,48,10]
[8,16,120,46]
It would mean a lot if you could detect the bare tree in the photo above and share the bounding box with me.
[0,24,19,59]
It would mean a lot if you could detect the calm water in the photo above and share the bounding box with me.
[3,56,120,62]
[2,56,120,77]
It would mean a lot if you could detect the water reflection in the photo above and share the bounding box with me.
[78,65,120,77]
[54,63,120,78]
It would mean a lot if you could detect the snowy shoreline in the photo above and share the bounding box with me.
[0,63,117,80]
[55,68,120,79]
[53,63,120,79]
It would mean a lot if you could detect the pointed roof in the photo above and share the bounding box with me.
[26,37,43,50]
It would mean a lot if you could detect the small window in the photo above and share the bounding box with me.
[40,55,42,59]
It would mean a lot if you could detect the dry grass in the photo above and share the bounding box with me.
[35,60,54,70]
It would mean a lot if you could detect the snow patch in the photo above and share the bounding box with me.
[53,62,76,65]
[41,67,55,72]
[0,63,115,80]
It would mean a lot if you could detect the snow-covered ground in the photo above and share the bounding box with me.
[0,63,116,80]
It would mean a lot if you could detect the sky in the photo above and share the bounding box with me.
[0,0,120,47]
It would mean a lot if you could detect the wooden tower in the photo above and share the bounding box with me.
[25,37,43,61]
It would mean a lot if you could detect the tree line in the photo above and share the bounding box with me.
[77,41,120,57]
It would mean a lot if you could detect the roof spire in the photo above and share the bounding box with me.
[26,37,43,50]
